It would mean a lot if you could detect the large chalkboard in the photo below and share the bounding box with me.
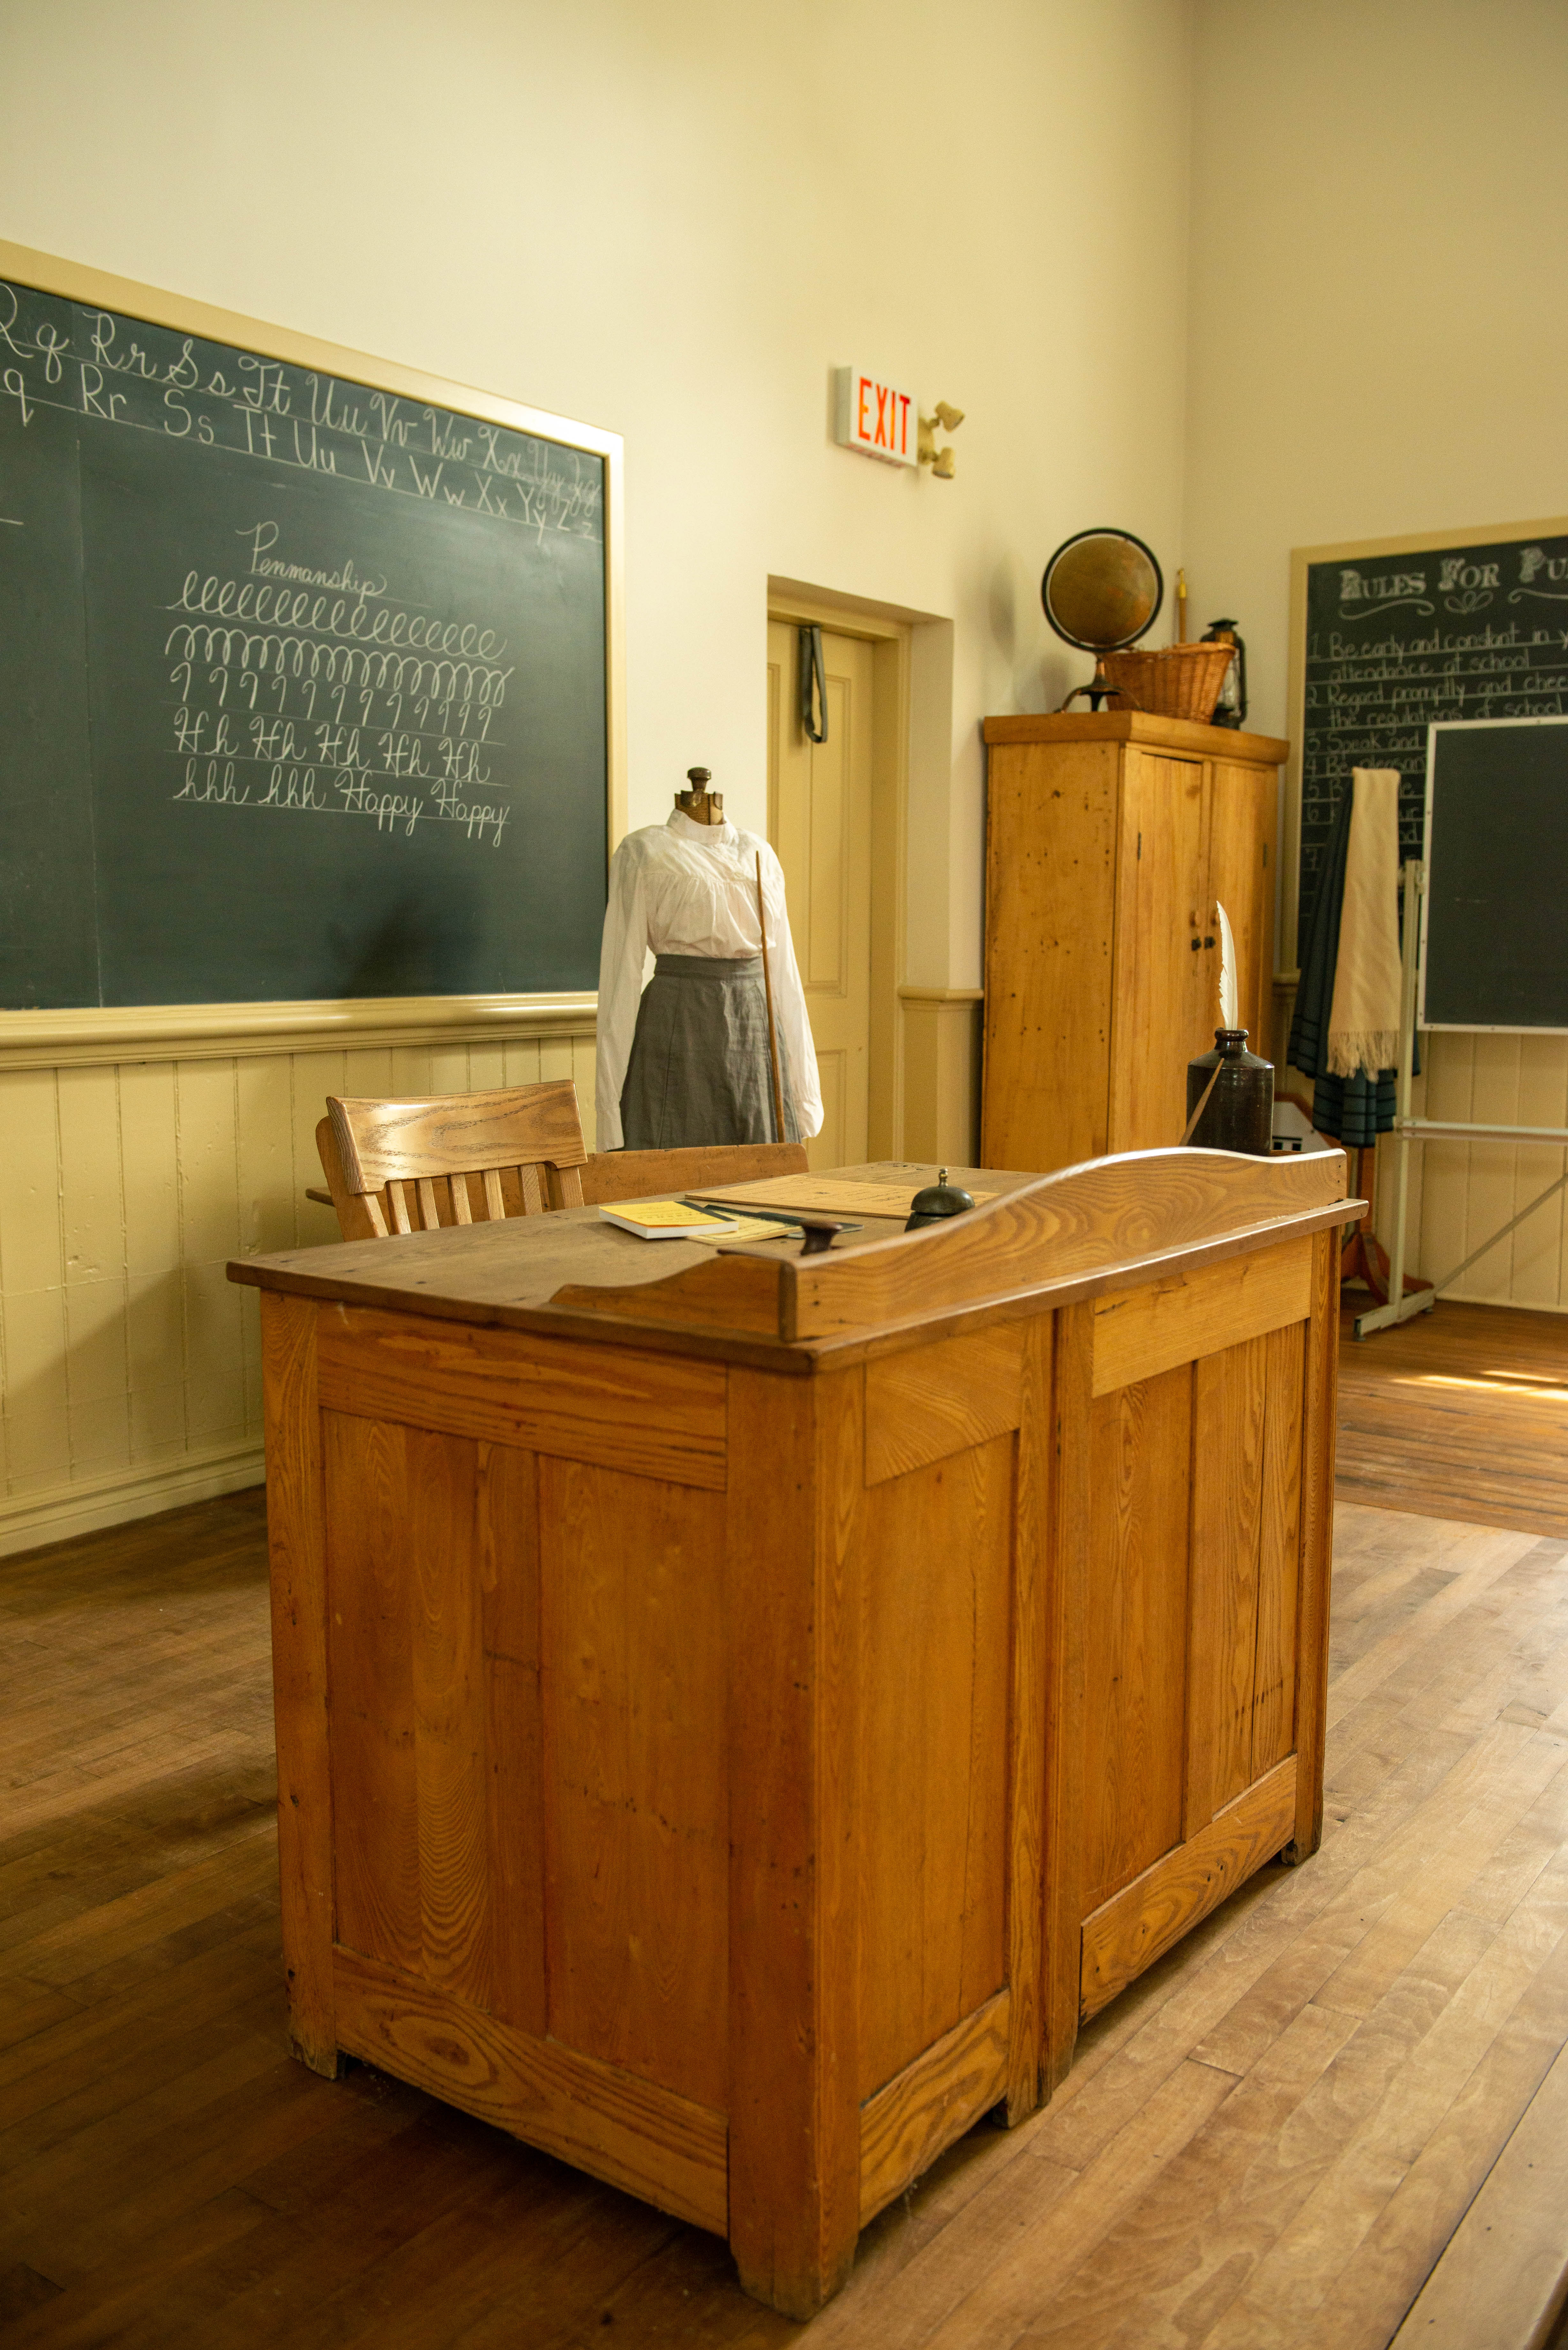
[0,271,609,1008]
[1299,526,1568,940]
[1423,717,1568,1032]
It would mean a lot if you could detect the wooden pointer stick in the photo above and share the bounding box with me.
[1179,1059,1224,1146]
[755,853,788,1144]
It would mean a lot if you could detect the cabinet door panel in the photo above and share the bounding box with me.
[981,742,1119,1172]
[1206,762,1276,1055]
[1110,754,1210,1153]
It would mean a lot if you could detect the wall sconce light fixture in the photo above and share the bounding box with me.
[919,401,964,478]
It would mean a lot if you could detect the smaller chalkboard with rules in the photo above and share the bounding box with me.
[1290,517,1568,955]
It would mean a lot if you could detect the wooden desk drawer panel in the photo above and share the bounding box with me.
[864,1324,1026,1485]
[1090,1236,1311,1398]
[317,1305,726,1489]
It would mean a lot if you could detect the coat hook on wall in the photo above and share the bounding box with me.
[919,400,965,478]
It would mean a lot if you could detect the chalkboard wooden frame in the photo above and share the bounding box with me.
[0,238,626,1044]
[1285,514,1568,974]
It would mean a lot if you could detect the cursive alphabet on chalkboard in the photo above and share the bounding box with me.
[0,270,608,1008]
[0,283,602,541]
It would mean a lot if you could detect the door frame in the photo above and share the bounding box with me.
[766,593,909,1161]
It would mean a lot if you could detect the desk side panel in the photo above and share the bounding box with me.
[856,1436,1012,2099]
[317,1323,732,2130]
[850,1305,1053,2212]
[1071,1240,1320,2023]
[1082,1362,1193,1911]
[540,1458,727,2109]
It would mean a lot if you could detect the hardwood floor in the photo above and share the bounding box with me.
[3,1412,1568,2343]
[1338,1297,1568,1538]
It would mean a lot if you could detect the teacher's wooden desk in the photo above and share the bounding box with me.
[230,1147,1361,2318]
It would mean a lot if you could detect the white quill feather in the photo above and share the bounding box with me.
[1216,901,1239,1030]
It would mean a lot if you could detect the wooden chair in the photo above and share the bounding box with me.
[577,1140,808,1206]
[316,1082,588,1242]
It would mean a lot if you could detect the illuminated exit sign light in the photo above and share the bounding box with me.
[834,366,916,468]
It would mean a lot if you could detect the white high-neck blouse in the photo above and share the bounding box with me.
[595,809,823,1151]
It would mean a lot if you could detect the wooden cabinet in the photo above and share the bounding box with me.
[982,713,1289,1173]
[235,1144,1354,2319]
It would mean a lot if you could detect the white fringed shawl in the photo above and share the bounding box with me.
[1327,767,1402,1078]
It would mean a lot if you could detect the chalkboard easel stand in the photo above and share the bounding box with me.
[1354,860,1568,1338]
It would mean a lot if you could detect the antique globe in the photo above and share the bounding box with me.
[1041,527,1164,709]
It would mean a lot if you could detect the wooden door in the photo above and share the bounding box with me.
[1205,760,1276,1054]
[1109,752,1210,1153]
[767,620,874,1169]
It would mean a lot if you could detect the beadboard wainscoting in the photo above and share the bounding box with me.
[1276,981,1568,1313]
[0,1000,596,1556]
[1371,1031,1568,1312]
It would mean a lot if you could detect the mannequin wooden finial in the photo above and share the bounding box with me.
[676,766,724,825]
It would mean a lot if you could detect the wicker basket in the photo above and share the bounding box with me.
[1101,639,1234,723]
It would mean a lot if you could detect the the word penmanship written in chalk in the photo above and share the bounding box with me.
[163,527,513,846]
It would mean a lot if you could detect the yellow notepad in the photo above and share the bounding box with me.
[599,1199,742,1240]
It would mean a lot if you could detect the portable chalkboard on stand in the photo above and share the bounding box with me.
[0,242,624,1022]
[1346,714,1568,1338]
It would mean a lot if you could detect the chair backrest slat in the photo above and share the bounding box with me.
[315,1100,810,1247]
[316,1083,589,1244]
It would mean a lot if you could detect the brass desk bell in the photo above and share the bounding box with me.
[905,1169,975,1233]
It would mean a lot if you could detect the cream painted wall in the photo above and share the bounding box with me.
[0,0,1194,990]
[1185,0,1568,1308]
[0,0,1196,1547]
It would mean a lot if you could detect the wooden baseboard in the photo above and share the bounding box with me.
[0,1436,265,1558]
[858,1989,1011,2224]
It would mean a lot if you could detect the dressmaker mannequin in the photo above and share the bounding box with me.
[675,766,724,824]
[595,768,822,1152]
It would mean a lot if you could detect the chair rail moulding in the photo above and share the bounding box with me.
[0,993,598,1072]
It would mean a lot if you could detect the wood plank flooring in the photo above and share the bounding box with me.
[3,1401,1568,2342]
[1338,1298,1568,1538]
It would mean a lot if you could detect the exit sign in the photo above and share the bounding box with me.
[834,366,916,468]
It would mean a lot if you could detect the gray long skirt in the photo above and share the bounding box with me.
[619,954,800,1150]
